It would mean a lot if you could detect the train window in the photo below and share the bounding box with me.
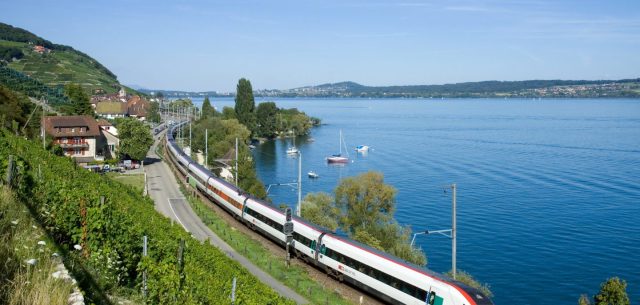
[311,240,317,251]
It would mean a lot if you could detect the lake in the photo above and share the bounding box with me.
[192,97,640,304]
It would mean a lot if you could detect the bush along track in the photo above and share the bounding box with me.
[0,129,294,305]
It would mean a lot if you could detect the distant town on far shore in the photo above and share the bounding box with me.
[139,79,640,99]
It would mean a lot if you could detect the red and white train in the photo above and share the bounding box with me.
[165,123,493,305]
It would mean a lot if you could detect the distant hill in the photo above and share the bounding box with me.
[151,79,640,99]
[0,22,124,94]
[262,79,640,98]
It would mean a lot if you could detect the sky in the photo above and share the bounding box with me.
[2,0,640,92]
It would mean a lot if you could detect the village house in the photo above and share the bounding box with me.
[42,115,103,163]
[97,119,119,158]
[127,95,150,120]
[33,45,50,54]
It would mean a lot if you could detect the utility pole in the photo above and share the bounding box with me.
[189,122,192,152]
[143,235,148,298]
[452,183,457,280]
[235,137,238,186]
[42,98,46,149]
[297,151,302,217]
[205,129,208,167]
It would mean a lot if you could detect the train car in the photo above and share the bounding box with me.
[187,162,211,192]
[164,123,494,305]
[242,198,288,246]
[317,234,490,305]
[204,175,245,218]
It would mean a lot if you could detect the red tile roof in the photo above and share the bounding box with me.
[41,115,101,137]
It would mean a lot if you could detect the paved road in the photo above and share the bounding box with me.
[144,133,308,304]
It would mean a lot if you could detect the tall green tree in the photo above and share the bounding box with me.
[115,117,153,161]
[201,96,215,119]
[594,277,630,305]
[301,171,426,266]
[234,78,256,136]
[256,102,278,138]
[0,85,38,137]
[63,83,92,115]
[301,192,339,231]
[222,106,236,120]
[334,171,396,232]
[147,101,161,123]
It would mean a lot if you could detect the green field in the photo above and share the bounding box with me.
[107,172,145,191]
[1,39,120,94]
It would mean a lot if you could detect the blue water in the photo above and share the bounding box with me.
[193,97,640,304]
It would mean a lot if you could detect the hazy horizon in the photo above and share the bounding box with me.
[3,0,639,92]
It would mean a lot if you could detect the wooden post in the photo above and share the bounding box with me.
[80,198,88,258]
[5,155,14,186]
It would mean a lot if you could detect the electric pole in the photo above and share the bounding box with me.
[452,183,457,280]
[205,129,208,168]
[235,137,238,186]
[297,151,302,217]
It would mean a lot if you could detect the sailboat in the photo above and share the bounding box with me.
[326,130,349,164]
[286,136,299,155]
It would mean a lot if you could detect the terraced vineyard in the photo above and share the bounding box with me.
[0,130,295,305]
[1,39,120,94]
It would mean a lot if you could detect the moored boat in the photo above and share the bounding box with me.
[308,171,319,178]
[355,145,369,152]
[326,130,349,164]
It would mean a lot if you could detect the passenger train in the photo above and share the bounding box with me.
[165,122,494,305]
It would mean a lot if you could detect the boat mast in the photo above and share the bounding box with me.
[339,130,342,155]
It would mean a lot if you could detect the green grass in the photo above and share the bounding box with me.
[106,172,145,191]
[182,189,354,305]
[0,186,76,304]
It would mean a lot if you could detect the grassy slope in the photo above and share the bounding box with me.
[1,39,120,94]
[0,186,75,305]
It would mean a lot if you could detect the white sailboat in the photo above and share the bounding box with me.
[286,137,299,155]
[327,130,349,164]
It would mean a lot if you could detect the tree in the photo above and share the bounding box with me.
[201,96,217,119]
[234,78,256,136]
[236,144,266,199]
[256,102,277,138]
[147,101,161,123]
[221,106,236,120]
[301,171,427,266]
[594,277,629,305]
[334,171,396,232]
[115,118,153,161]
[0,85,37,137]
[63,83,92,115]
[301,192,339,231]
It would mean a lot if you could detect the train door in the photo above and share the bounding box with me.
[426,288,444,305]
[313,233,327,262]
